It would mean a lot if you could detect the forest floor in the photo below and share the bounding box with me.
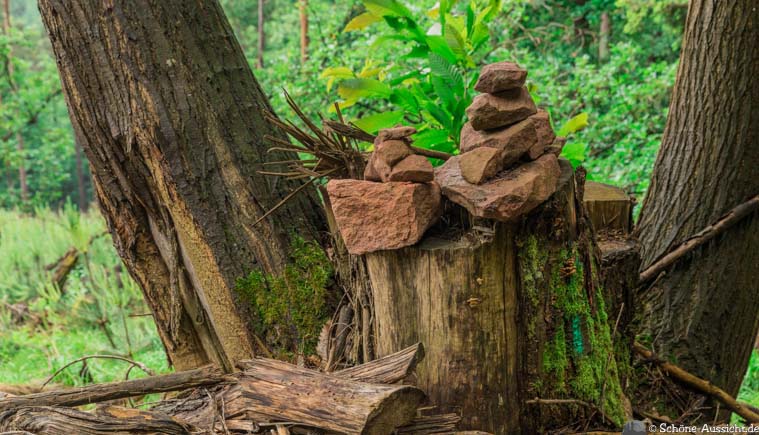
[0,208,756,417]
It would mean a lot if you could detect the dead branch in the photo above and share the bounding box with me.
[633,342,759,423]
[0,365,227,412]
[42,355,156,388]
[639,194,759,283]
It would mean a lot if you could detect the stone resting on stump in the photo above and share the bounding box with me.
[325,62,627,433]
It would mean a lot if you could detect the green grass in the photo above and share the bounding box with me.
[0,205,170,388]
[738,350,759,407]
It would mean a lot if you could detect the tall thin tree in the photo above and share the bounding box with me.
[257,0,265,68]
[2,0,28,202]
[300,0,309,65]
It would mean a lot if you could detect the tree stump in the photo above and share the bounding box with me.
[583,181,633,233]
[366,160,626,433]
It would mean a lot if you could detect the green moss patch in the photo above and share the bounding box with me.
[236,236,332,358]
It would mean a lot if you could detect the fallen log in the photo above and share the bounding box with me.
[0,406,191,434]
[225,358,425,434]
[633,342,759,423]
[0,365,227,412]
[336,342,424,384]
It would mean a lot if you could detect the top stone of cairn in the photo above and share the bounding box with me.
[474,62,527,94]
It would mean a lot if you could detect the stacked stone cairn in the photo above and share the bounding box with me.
[435,61,567,222]
[327,61,569,255]
[326,126,442,255]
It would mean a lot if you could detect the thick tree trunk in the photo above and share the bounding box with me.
[39,0,325,371]
[635,0,759,413]
[367,161,627,433]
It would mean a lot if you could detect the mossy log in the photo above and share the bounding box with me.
[366,160,626,433]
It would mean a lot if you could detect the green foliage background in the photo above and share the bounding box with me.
[0,0,756,416]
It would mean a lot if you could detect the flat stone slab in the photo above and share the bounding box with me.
[326,179,442,255]
[389,155,434,183]
[435,153,561,222]
[459,118,538,167]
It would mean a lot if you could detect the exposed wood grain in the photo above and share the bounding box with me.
[336,343,424,384]
[583,181,632,233]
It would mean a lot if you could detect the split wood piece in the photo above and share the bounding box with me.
[225,358,425,434]
[583,181,633,233]
[633,342,759,423]
[395,413,461,434]
[0,406,191,435]
[639,194,759,283]
[46,247,79,290]
[0,365,227,412]
[336,342,424,384]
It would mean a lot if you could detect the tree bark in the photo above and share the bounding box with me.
[300,0,309,65]
[257,0,265,69]
[634,0,759,409]
[74,138,87,211]
[367,161,627,433]
[38,0,326,371]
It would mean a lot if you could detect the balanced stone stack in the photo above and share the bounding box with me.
[326,127,441,255]
[436,61,568,222]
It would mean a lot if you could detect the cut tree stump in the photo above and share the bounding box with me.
[366,160,627,433]
[583,181,633,233]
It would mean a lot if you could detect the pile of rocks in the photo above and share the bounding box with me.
[326,127,441,255]
[436,61,566,222]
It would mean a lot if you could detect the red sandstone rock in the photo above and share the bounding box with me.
[363,152,390,182]
[474,62,527,93]
[525,110,556,160]
[459,118,539,167]
[459,147,503,185]
[389,155,434,182]
[326,180,442,255]
[375,140,412,166]
[465,87,537,131]
[434,153,561,222]
[375,126,417,144]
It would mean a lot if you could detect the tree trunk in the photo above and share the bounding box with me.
[2,0,28,202]
[634,0,759,415]
[300,0,309,65]
[598,12,610,62]
[257,0,265,69]
[74,138,87,211]
[367,161,627,433]
[38,0,326,372]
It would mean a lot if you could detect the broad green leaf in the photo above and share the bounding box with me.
[320,67,355,92]
[466,3,475,38]
[352,111,405,133]
[370,35,409,50]
[412,128,451,149]
[421,99,453,131]
[337,78,392,100]
[557,112,589,136]
[560,141,587,168]
[477,0,502,23]
[429,53,464,95]
[444,23,466,58]
[431,74,457,114]
[425,35,457,65]
[343,12,381,32]
[364,0,412,18]
[390,88,420,114]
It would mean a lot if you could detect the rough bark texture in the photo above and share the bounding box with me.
[39,0,325,371]
[367,161,626,433]
[634,0,759,402]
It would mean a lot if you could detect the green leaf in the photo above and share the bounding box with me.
[364,0,412,18]
[352,111,405,133]
[413,128,452,149]
[429,53,464,95]
[343,12,382,32]
[557,112,589,136]
[431,74,457,114]
[444,23,467,59]
[560,141,587,168]
[425,35,457,64]
[421,99,453,131]
[320,67,355,92]
[337,78,392,100]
